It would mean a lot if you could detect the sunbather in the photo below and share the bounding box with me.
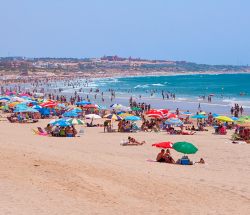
[128,136,145,145]
[156,149,166,162]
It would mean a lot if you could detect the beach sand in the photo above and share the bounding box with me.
[0,118,250,215]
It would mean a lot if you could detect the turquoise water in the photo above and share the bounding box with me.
[94,74,250,100]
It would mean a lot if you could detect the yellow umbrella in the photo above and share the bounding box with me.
[119,113,134,118]
[199,111,206,115]
[215,116,234,122]
[8,102,20,108]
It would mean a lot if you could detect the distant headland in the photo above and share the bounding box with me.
[0,56,250,80]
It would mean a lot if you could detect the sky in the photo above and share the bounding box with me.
[0,0,249,65]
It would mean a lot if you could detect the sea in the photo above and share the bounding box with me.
[56,73,250,115]
[16,73,250,115]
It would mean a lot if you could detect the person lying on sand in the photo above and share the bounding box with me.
[120,137,146,146]
[195,158,205,164]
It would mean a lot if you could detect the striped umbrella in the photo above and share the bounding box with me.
[104,114,123,121]
[66,118,85,125]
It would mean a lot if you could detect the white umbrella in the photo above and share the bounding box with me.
[85,114,101,119]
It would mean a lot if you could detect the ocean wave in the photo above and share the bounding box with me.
[134,84,149,89]
[151,83,165,86]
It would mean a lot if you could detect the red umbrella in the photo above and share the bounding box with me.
[152,142,173,149]
[41,101,57,108]
[147,113,164,118]
[83,104,98,109]
[146,109,162,115]
[159,109,169,115]
[167,113,177,119]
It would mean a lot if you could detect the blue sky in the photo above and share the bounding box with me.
[0,0,249,65]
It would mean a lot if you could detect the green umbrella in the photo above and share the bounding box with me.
[173,141,198,154]
[131,107,141,111]
[66,118,85,125]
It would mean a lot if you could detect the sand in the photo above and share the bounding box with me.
[0,118,250,215]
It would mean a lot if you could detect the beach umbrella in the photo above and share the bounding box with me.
[173,142,198,154]
[119,113,133,118]
[14,107,38,113]
[8,102,20,108]
[215,116,234,122]
[124,116,141,121]
[146,109,162,115]
[32,105,42,110]
[131,107,142,111]
[51,119,70,127]
[57,103,67,109]
[63,110,78,117]
[83,104,98,109]
[182,111,192,116]
[212,113,220,117]
[167,113,177,119]
[97,105,107,110]
[146,113,164,119]
[104,114,123,121]
[0,97,10,102]
[41,101,57,108]
[191,114,207,119]
[199,111,206,115]
[10,96,25,102]
[71,108,82,113]
[159,109,169,115]
[230,116,238,121]
[76,101,91,105]
[66,118,84,125]
[110,103,122,108]
[152,142,173,149]
[165,118,183,126]
[85,114,101,119]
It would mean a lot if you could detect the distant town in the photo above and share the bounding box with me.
[0,56,250,80]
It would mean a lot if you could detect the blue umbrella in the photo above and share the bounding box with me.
[0,97,10,101]
[182,111,192,115]
[191,114,207,119]
[51,119,71,127]
[231,116,238,121]
[14,107,38,113]
[33,105,42,110]
[76,101,91,105]
[125,116,141,121]
[63,110,78,117]
[212,113,220,117]
[165,118,183,126]
[57,103,66,108]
